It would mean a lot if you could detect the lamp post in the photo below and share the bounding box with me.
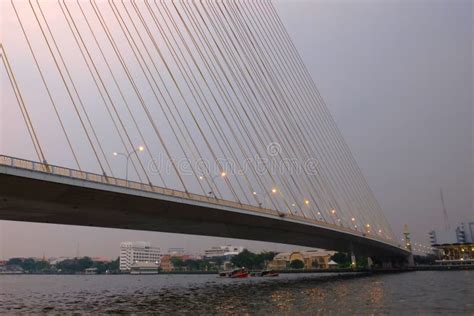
[199,171,227,197]
[113,146,145,182]
[253,188,278,208]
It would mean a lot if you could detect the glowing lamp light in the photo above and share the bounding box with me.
[304,200,310,205]
[331,209,336,214]
[138,146,145,152]
[271,188,277,194]
[113,152,118,156]
[220,171,227,177]
[351,217,355,221]
[252,191,257,195]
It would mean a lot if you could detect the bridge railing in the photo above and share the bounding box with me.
[0,154,400,248]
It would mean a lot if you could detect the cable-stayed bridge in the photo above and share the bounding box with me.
[0,1,409,261]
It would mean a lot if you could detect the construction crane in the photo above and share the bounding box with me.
[440,188,450,231]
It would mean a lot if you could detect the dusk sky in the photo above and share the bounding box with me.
[0,0,472,259]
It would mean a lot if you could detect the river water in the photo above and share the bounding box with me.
[0,271,472,314]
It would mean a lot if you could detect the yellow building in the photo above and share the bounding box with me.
[267,250,336,270]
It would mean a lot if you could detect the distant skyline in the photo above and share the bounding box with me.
[1,0,472,259]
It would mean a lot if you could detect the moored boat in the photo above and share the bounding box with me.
[260,269,279,277]
[219,268,249,278]
[229,268,249,278]
[251,269,279,277]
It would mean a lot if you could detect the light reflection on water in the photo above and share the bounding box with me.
[0,271,473,314]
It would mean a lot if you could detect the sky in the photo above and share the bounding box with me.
[0,0,472,259]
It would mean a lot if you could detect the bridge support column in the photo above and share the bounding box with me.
[367,257,373,269]
[351,252,357,269]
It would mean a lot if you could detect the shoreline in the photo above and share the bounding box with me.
[1,265,473,275]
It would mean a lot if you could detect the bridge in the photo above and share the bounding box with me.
[1,0,409,262]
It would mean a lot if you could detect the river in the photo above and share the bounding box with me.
[0,271,472,314]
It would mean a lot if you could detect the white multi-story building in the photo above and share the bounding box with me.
[204,245,244,258]
[119,242,161,272]
[429,221,474,245]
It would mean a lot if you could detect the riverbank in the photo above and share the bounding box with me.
[1,264,472,275]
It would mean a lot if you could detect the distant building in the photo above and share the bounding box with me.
[204,245,244,259]
[167,248,186,255]
[85,267,98,275]
[267,250,336,270]
[159,255,174,272]
[434,243,474,265]
[429,221,474,245]
[119,242,161,272]
[130,262,159,274]
[455,222,474,243]
[159,253,193,272]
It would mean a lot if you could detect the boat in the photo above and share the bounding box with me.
[229,268,249,278]
[251,269,279,277]
[219,268,249,278]
[260,269,279,277]
[218,270,230,277]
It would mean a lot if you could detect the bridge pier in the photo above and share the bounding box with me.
[351,252,357,269]
[367,257,374,269]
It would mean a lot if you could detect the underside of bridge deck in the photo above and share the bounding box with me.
[0,166,409,260]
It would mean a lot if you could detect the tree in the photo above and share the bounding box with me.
[230,249,277,269]
[7,258,23,266]
[183,259,200,271]
[56,257,93,273]
[93,261,107,274]
[231,249,257,269]
[330,252,369,268]
[170,256,184,270]
[6,258,51,273]
[106,257,120,272]
[256,252,277,269]
[77,257,93,271]
[290,259,304,269]
[330,252,351,268]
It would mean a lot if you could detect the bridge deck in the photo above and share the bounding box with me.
[0,155,408,258]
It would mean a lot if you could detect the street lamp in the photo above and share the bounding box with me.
[200,171,227,182]
[112,145,145,181]
[365,223,371,234]
[254,188,278,208]
[199,171,227,196]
